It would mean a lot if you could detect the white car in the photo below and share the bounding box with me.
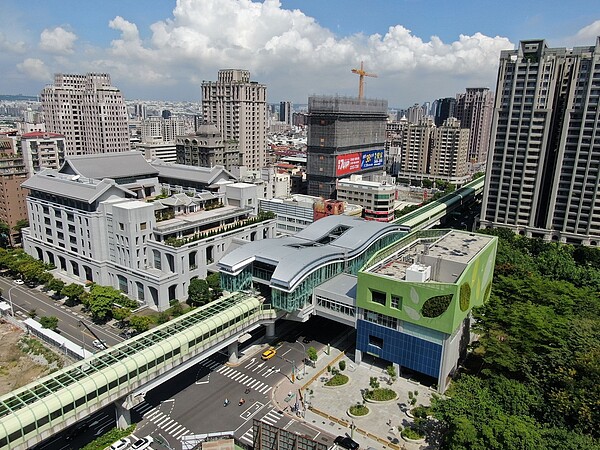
[109,437,131,450]
[13,279,24,285]
[131,436,154,450]
[92,339,107,349]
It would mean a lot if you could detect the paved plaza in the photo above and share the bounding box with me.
[263,340,439,450]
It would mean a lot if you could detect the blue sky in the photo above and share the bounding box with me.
[1,0,599,107]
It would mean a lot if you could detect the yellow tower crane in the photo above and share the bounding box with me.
[351,61,378,99]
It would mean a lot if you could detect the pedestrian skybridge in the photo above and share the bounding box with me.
[0,292,276,450]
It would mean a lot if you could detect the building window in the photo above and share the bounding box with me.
[370,289,386,306]
[119,222,124,231]
[140,222,147,231]
[391,295,402,310]
[368,335,384,349]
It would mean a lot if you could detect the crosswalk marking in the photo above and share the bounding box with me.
[208,365,273,394]
[260,408,284,426]
[132,401,193,439]
[240,428,254,444]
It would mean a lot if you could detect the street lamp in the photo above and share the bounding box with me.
[295,339,307,377]
[7,285,18,317]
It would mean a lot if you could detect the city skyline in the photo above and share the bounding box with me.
[0,0,599,106]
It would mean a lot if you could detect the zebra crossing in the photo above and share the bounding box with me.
[239,408,285,444]
[132,401,192,439]
[198,360,273,394]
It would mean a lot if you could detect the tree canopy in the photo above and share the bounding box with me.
[432,230,600,449]
[188,278,211,307]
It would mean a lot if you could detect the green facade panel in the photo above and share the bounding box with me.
[357,232,497,335]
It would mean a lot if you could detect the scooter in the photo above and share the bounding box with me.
[224,399,229,407]
[245,388,251,394]
[239,398,246,406]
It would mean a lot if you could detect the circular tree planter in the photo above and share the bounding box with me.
[347,404,370,418]
[363,388,398,403]
[401,429,425,444]
[324,373,349,388]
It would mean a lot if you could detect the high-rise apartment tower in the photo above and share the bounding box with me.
[41,73,130,155]
[201,70,268,170]
[455,88,494,163]
[482,38,600,246]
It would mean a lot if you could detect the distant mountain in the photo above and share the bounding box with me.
[0,94,39,101]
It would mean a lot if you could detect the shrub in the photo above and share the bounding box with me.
[412,405,430,418]
[402,426,424,440]
[364,388,396,401]
[325,374,349,386]
[81,425,136,450]
[349,403,369,416]
[339,360,346,371]
[369,376,380,389]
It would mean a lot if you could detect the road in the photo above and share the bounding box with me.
[128,318,348,450]
[0,277,122,351]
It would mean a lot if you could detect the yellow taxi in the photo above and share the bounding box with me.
[261,347,277,361]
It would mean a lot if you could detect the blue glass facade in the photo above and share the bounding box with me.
[356,319,442,378]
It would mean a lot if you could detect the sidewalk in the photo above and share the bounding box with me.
[270,344,433,450]
[228,337,433,450]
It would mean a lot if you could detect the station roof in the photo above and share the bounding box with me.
[218,215,403,290]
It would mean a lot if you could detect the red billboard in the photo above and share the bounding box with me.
[336,152,362,176]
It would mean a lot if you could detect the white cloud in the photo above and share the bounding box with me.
[5,0,520,103]
[95,0,513,103]
[0,31,26,53]
[570,20,600,45]
[39,27,77,54]
[16,58,51,81]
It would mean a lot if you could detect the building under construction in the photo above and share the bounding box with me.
[306,96,388,198]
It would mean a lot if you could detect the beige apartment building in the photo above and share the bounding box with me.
[202,70,268,170]
[41,73,130,155]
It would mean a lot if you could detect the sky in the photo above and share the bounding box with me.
[1,0,599,108]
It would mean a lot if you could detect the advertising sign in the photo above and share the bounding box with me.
[361,150,384,170]
[336,152,362,176]
[336,150,385,176]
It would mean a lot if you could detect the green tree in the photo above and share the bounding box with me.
[386,365,397,383]
[307,346,318,363]
[0,221,10,248]
[169,300,184,317]
[45,278,65,297]
[40,316,59,331]
[129,315,151,333]
[87,284,123,322]
[112,307,131,328]
[206,272,223,300]
[188,278,210,306]
[61,283,85,306]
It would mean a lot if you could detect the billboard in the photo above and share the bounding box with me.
[336,149,384,176]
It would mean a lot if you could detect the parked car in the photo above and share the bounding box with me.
[261,347,277,361]
[109,437,131,450]
[92,339,108,349]
[13,279,24,285]
[131,435,154,450]
[334,436,359,450]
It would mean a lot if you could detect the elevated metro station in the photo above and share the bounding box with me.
[0,179,491,449]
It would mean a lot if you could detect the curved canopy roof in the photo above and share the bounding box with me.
[218,215,403,290]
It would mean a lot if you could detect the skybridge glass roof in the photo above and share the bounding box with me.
[0,292,251,419]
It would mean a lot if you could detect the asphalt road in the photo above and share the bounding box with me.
[0,277,122,351]
[130,319,347,450]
